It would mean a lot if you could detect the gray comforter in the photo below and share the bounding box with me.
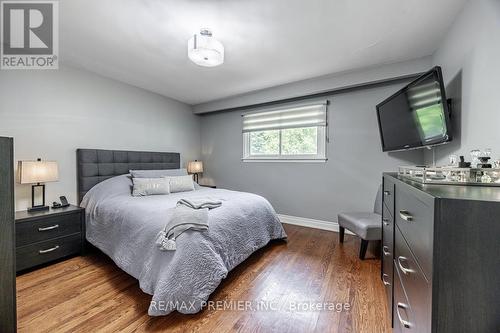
[80,175,287,316]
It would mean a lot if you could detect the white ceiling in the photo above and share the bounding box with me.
[60,0,467,105]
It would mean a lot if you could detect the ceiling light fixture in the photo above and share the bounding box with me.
[188,29,224,67]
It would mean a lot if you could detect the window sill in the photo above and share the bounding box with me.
[242,158,327,163]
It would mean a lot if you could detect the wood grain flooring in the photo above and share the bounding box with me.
[16,224,391,333]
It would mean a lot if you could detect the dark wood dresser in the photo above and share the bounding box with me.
[15,205,85,272]
[0,137,16,333]
[382,173,500,333]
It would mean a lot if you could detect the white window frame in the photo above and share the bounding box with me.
[242,102,328,162]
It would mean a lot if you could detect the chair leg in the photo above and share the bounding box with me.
[339,226,345,243]
[359,239,369,260]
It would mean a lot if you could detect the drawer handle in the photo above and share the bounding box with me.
[38,224,59,232]
[383,218,390,226]
[383,190,391,196]
[399,210,413,222]
[396,302,412,329]
[383,246,391,256]
[39,245,60,254]
[397,256,414,275]
[382,274,391,286]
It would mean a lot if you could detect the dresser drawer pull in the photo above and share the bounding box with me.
[383,246,391,256]
[383,218,390,226]
[383,190,391,196]
[396,302,412,329]
[382,274,391,286]
[399,210,413,222]
[38,224,59,232]
[397,256,414,275]
[39,245,60,254]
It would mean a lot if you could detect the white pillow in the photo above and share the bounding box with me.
[165,175,195,193]
[132,178,170,196]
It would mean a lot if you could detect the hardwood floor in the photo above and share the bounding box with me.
[16,224,390,333]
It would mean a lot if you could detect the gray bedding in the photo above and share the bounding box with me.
[80,174,287,316]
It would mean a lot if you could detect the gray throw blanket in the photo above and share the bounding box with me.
[155,198,222,251]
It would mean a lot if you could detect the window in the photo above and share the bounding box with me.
[242,101,328,161]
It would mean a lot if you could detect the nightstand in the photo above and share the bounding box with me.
[199,184,217,188]
[15,205,85,273]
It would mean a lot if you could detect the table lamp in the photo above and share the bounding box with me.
[187,160,203,183]
[18,158,58,212]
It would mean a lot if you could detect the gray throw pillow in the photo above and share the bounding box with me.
[132,178,170,196]
[165,175,195,193]
[130,168,188,178]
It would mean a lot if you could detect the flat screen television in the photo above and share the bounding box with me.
[376,66,452,152]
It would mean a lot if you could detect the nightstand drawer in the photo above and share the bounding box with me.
[16,234,82,272]
[16,213,81,247]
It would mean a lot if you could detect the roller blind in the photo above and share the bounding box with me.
[242,102,327,133]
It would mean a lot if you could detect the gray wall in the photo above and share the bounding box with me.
[193,57,432,114]
[0,66,200,211]
[427,0,500,165]
[200,82,424,222]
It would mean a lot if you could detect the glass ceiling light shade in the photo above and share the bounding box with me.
[188,29,224,67]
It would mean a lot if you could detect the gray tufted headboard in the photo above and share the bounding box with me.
[77,149,180,203]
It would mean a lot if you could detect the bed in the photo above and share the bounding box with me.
[77,149,287,316]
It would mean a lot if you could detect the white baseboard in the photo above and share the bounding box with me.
[278,214,353,234]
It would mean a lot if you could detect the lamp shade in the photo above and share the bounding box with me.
[187,160,203,174]
[18,160,59,184]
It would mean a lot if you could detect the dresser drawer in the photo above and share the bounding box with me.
[382,250,393,316]
[16,213,81,247]
[393,262,418,333]
[395,226,432,333]
[382,203,393,228]
[382,203,394,318]
[382,204,394,275]
[395,186,433,279]
[383,178,395,216]
[16,234,82,271]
